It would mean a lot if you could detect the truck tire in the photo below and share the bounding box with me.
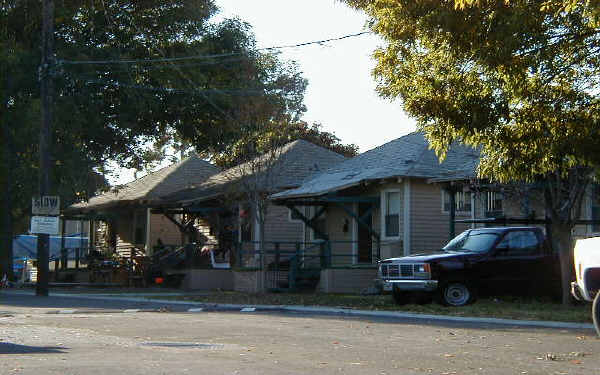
[392,285,409,305]
[440,282,476,307]
[593,291,600,337]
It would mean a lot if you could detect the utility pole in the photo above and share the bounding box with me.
[37,0,55,296]
[1,73,14,281]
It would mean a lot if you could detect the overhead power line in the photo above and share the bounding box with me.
[84,79,265,96]
[58,31,371,66]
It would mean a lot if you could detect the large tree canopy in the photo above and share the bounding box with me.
[0,0,310,276]
[342,0,600,303]
[343,0,600,181]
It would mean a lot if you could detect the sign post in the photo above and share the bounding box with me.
[31,195,59,296]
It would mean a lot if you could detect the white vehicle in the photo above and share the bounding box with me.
[571,236,600,335]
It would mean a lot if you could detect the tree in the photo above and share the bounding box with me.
[213,121,358,169]
[0,1,308,277]
[342,0,600,303]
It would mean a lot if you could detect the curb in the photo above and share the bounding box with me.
[2,290,594,331]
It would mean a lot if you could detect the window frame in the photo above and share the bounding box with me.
[485,191,504,214]
[441,190,472,215]
[381,189,402,240]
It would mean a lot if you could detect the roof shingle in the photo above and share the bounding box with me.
[271,132,479,200]
[160,140,348,205]
[67,155,219,213]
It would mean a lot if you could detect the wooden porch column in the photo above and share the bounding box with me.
[60,217,67,270]
[447,187,456,240]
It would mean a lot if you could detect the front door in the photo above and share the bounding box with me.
[357,203,373,263]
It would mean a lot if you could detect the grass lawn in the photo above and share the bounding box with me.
[149,291,593,324]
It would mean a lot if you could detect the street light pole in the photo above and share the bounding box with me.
[37,0,55,296]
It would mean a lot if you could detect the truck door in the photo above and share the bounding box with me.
[480,230,544,295]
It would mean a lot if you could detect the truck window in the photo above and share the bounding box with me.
[443,231,499,253]
[496,231,540,255]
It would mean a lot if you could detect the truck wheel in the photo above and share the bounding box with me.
[392,285,409,305]
[440,282,476,307]
[593,292,600,337]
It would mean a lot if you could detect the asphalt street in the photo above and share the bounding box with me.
[1,291,599,375]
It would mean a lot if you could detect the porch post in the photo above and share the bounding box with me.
[403,179,411,256]
[60,217,66,270]
[145,208,152,255]
[448,187,456,240]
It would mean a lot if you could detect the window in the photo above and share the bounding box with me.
[486,191,503,212]
[496,231,540,255]
[443,231,500,253]
[384,191,401,238]
[134,210,147,244]
[442,190,471,213]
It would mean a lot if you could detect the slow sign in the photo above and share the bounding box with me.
[32,196,60,216]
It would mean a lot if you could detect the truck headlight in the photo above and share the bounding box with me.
[413,263,431,278]
[414,264,430,273]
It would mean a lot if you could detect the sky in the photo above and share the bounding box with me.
[109,0,416,185]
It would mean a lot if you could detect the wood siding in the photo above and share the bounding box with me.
[263,203,304,252]
[149,213,184,248]
[410,180,470,254]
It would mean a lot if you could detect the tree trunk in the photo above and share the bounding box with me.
[550,222,573,305]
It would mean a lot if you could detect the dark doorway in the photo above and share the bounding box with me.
[357,203,373,263]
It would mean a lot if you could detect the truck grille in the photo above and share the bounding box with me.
[400,264,413,277]
[380,263,425,279]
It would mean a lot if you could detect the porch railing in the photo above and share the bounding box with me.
[235,240,378,291]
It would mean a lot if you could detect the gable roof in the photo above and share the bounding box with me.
[271,132,479,200]
[67,154,220,213]
[159,140,348,206]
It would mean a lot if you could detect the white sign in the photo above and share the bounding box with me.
[31,216,59,235]
[32,196,60,216]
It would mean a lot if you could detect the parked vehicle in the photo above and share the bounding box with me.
[571,236,600,336]
[377,227,560,306]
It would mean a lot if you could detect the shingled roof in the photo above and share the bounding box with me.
[271,132,480,200]
[67,154,220,213]
[159,140,348,206]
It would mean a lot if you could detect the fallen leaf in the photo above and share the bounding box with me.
[570,360,582,365]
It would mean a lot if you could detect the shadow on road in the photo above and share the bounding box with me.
[0,291,164,312]
[0,342,68,354]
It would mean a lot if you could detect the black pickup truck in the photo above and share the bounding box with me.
[377,227,560,306]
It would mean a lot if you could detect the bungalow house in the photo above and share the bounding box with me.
[151,140,348,291]
[65,154,220,258]
[270,132,599,294]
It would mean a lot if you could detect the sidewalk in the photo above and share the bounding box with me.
[2,289,594,331]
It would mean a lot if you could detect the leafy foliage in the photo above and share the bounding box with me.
[343,0,600,182]
[0,0,311,275]
[214,121,358,169]
[342,0,600,304]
